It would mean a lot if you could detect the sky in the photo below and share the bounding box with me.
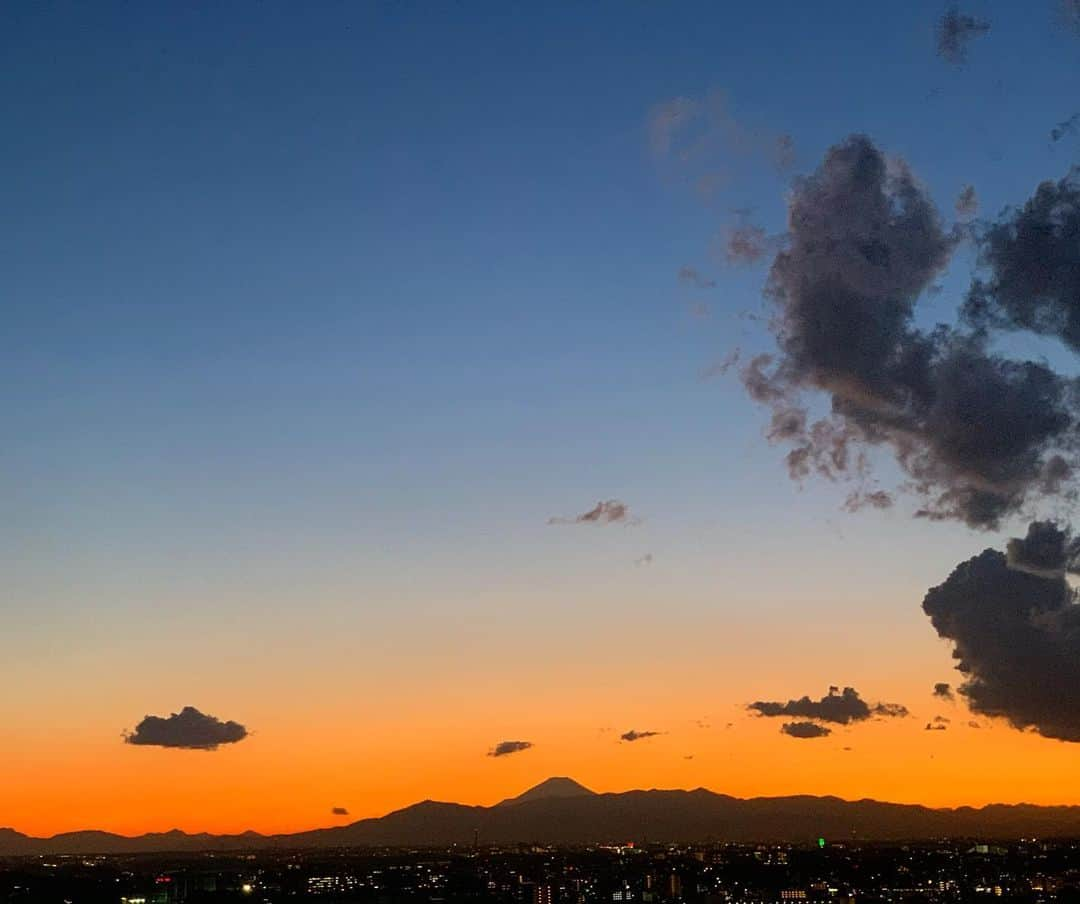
[2,0,1080,836]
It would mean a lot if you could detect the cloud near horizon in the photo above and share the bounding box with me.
[621,730,661,742]
[781,722,831,739]
[331,807,349,816]
[124,706,248,750]
[488,740,534,758]
[749,686,908,725]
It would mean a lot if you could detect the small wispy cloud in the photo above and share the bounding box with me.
[678,266,716,289]
[937,7,991,64]
[621,729,661,742]
[549,500,637,526]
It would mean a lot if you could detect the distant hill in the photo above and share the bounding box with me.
[6,780,1080,855]
[497,777,596,807]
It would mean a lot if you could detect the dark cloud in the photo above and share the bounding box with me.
[548,500,635,526]
[124,706,248,750]
[1050,113,1079,143]
[488,740,533,758]
[749,686,907,725]
[780,722,831,739]
[937,7,991,64]
[621,730,661,742]
[956,185,979,219]
[678,266,717,289]
[1006,520,1080,578]
[923,531,1080,741]
[331,807,349,816]
[873,702,911,718]
[968,720,982,728]
[743,136,1079,529]
[963,170,1080,353]
[925,722,948,731]
[933,715,952,724]
[934,682,955,700]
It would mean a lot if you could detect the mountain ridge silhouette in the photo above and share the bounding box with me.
[7,779,1080,854]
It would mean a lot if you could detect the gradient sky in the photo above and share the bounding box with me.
[3,0,1080,836]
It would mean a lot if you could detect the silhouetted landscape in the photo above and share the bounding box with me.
[9,779,1080,855]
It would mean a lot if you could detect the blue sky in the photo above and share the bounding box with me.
[5,0,1078,632]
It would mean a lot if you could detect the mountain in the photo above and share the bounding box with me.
[497,777,596,807]
[7,781,1080,854]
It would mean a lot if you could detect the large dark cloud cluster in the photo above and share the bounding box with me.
[923,528,1080,741]
[744,135,1080,529]
[749,686,908,725]
[124,706,248,750]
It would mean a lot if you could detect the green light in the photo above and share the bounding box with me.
[818,837,825,848]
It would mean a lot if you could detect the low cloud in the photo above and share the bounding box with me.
[331,807,349,816]
[937,7,991,64]
[925,722,948,731]
[124,706,248,750]
[634,553,654,566]
[781,722,831,739]
[488,740,533,758]
[749,686,907,725]
[934,682,955,701]
[621,729,661,742]
[923,524,1080,741]
[548,500,635,526]
[933,715,952,724]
